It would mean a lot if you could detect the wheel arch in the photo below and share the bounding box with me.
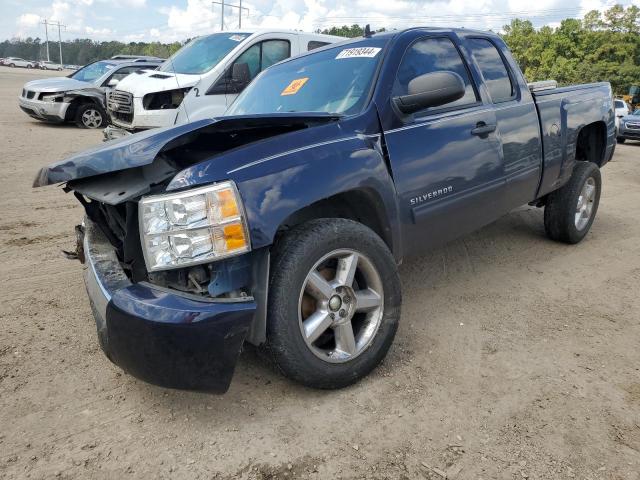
[273,188,395,255]
[575,120,607,166]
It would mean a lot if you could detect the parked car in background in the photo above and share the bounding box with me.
[35,28,615,393]
[39,61,64,71]
[614,98,630,130]
[3,57,37,68]
[104,29,341,138]
[18,58,162,128]
[616,109,640,143]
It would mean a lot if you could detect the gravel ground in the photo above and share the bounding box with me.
[1,65,639,480]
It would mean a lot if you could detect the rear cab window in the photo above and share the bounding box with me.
[466,38,515,103]
[393,37,479,116]
[308,41,330,51]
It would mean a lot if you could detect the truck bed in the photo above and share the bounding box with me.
[532,82,615,197]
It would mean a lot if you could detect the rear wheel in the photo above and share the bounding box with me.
[544,161,601,244]
[75,103,106,129]
[9,63,15,68]
[26,64,32,69]
[266,218,401,389]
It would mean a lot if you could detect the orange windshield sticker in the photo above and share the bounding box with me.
[281,77,309,96]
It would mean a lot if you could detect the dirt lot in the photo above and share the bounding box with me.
[1,65,639,480]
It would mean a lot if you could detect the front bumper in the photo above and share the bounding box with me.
[618,124,640,140]
[110,97,178,130]
[18,96,69,122]
[83,220,256,392]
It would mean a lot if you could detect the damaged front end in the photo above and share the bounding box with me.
[36,114,336,391]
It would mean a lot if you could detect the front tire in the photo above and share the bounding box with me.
[544,161,601,244]
[75,103,106,129]
[266,218,401,389]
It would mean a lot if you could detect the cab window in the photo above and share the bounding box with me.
[467,38,515,103]
[308,41,330,51]
[209,39,291,95]
[393,37,478,115]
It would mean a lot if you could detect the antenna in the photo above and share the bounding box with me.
[364,24,372,37]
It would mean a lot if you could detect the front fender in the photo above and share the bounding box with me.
[170,134,402,261]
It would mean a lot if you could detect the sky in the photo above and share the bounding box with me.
[1,0,639,43]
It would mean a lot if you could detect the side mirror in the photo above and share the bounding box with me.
[393,71,466,114]
[107,78,120,87]
[231,62,251,89]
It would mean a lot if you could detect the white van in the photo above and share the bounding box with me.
[106,30,342,135]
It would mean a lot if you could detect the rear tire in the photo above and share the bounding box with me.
[75,103,106,129]
[544,161,601,244]
[617,137,626,144]
[266,218,401,389]
[9,63,15,68]
[26,64,32,69]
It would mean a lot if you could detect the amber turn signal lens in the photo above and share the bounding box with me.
[223,223,246,251]
[217,189,239,219]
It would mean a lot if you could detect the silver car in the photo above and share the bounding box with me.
[18,58,162,128]
[4,57,37,68]
[617,110,640,144]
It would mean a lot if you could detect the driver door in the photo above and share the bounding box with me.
[382,35,506,256]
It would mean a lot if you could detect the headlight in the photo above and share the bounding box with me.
[139,181,250,271]
[41,93,63,102]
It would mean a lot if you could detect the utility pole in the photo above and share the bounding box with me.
[212,1,249,30]
[41,19,50,61]
[41,19,65,64]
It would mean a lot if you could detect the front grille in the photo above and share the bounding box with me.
[111,110,134,125]
[626,122,640,130]
[107,90,133,114]
[79,196,146,281]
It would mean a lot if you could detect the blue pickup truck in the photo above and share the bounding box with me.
[35,28,616,392]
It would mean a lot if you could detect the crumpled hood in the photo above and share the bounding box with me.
[33,118,216,187]
[33,113,341,189]
[114,70,200,97]
[23,77,92,93]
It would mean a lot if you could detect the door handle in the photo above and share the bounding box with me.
[471,123,497,136]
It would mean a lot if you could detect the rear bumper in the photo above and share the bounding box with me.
[18,96,69,122]
[83,220,256,392]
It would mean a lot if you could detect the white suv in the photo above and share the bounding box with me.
[106,30,342,135]
[4,57,36,68]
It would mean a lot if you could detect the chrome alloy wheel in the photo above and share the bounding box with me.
[81,108,103,128]
[298,249,384,363]
[575,177,596,230]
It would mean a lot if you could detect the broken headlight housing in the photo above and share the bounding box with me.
[139,182,250,272]
[40,93,64,102]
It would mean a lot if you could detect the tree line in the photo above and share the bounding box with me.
[1,5,638,95]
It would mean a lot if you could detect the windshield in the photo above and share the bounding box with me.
[160,32,249,75]
[227,39,387,116]
[71,61,116,82]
